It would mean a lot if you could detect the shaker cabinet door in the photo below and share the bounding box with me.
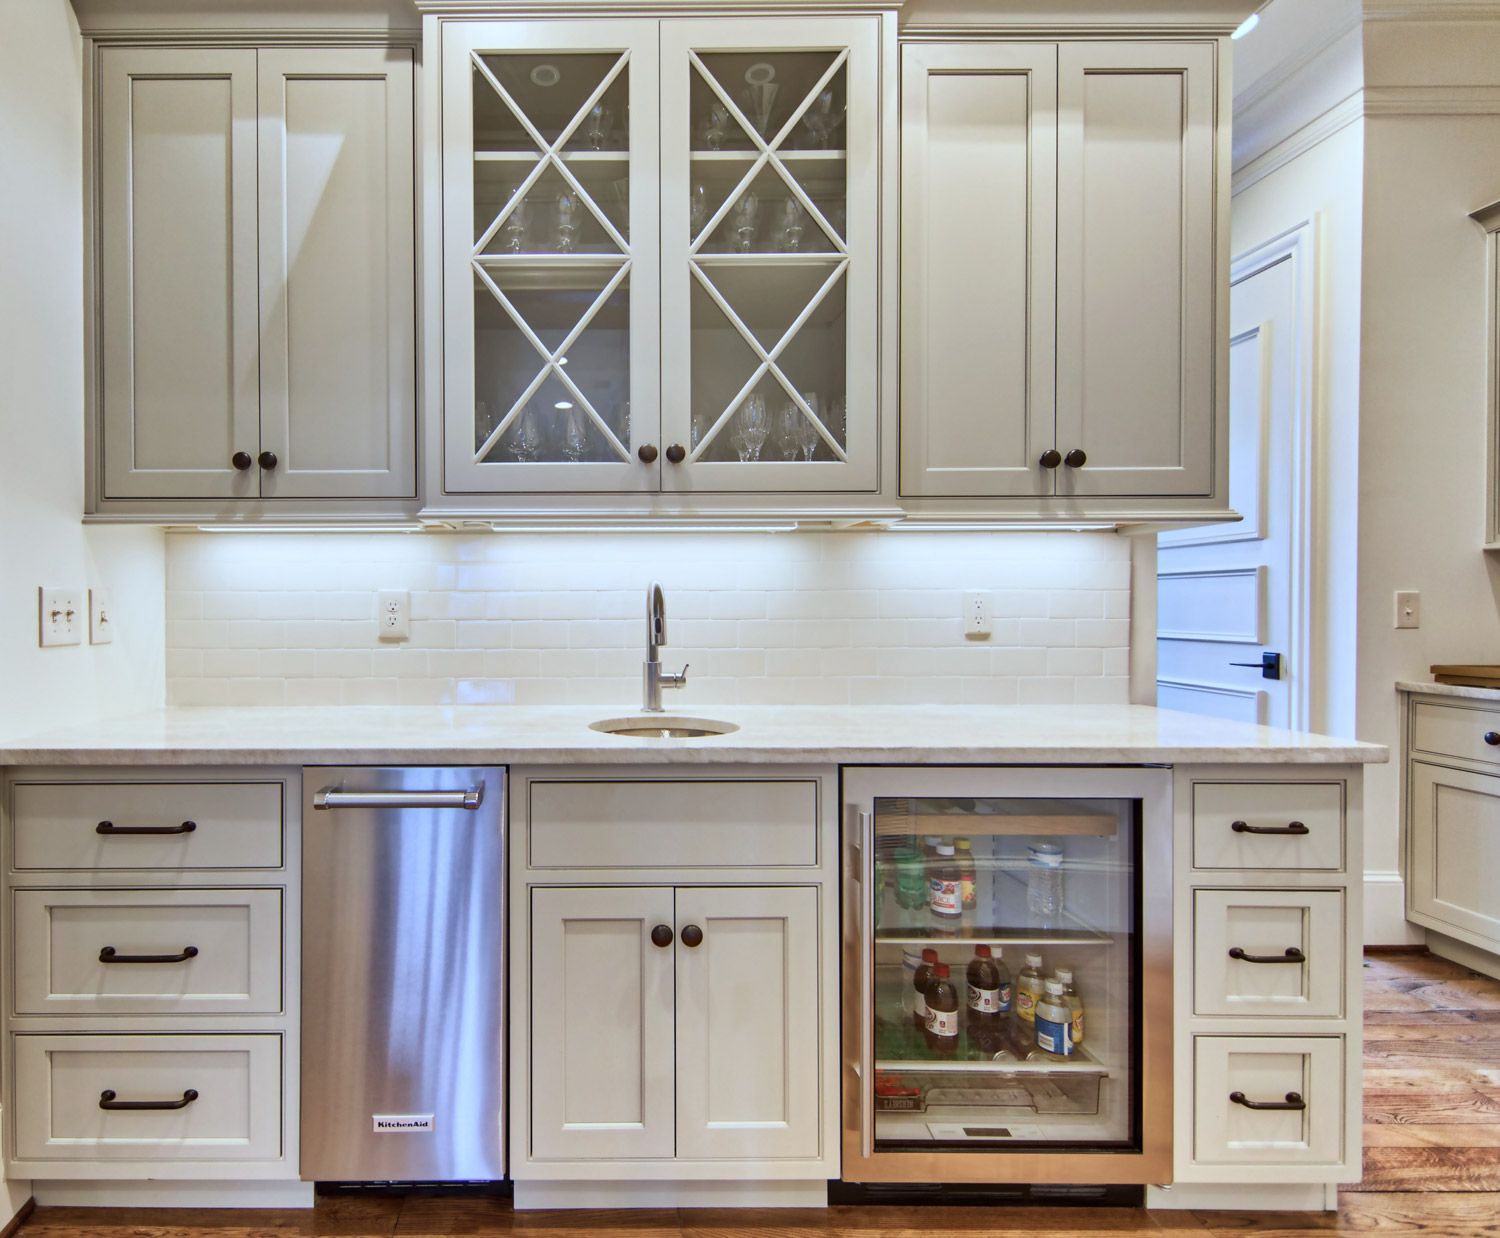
[899,43,1058,498]
[529,886,677,1160]
[99,48,261,500]
[256,48,416,499]
[1408,761,1500,948]
[674,886,821,1160]
[1054,42,1218,498]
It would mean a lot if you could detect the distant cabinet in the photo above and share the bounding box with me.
[93,45,416,509]
[900,39,1221,509]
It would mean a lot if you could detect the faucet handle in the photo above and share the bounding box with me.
[664,663,689,690]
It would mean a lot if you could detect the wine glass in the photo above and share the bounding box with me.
[731,394,769,462]
[802,89,845,149]
[776,198,809,252]
[730,191,761,254]
[512,408,542,462]
[702,101,732,151]
[554,189,581,253]
[689,182,709,241]
[582,103,614,151]
[775,402,802,460]
[502,194,530,254]
[739,82,780,139]
[561,404,588,462]
[792,394,821,461]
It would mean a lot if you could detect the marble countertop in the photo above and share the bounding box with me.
[1397,679,1500,702]
[0,704,1387,767]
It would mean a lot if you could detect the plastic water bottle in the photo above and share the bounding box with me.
[1027,842,1064,917]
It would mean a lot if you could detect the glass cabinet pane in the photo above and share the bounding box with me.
[869,796,1139,1152]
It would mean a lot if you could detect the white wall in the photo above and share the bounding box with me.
[1358,16,1500,945]
[0,0,165,745]
[163,530,1133,708]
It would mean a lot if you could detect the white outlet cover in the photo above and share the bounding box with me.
[39,587,83,647]
[90,587,114,645]
[961,590,992,638]
[377,590,410,641]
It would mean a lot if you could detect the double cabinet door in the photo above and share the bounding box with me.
[98,46,416,501]
[900,41,1217,499]
[441,17,879,496]
[529,885,820,1161]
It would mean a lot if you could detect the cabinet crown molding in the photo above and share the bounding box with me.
[414,0,899,12]
[72,0,419,36]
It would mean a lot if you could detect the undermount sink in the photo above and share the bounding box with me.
[589,715,740,739]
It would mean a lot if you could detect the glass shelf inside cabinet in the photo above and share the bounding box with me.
[869,796,1139,1150]
[682,49,850,466]
[467,49,635,468]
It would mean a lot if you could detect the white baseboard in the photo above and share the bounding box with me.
[1426,929,1500,980]
[1148,1182,1338,1210]
[33,1179,315,1208]
[514,1180,828,1210]
[1365,870,1426,945]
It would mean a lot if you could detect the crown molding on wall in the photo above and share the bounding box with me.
[1232,88,1364,193]
[1234,10,1362,117]
[70,0,420,34]
[1364,1,1500,20]
[1365,83,1500,112]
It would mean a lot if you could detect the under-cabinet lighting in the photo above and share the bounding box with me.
[190,524,424,534]
[476,522,801,533]
[889,521,1117,532]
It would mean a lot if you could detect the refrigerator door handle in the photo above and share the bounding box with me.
[856,808,875,1160]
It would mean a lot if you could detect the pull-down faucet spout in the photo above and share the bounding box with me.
[643,582,688,712]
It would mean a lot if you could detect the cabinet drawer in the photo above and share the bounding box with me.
[1193,1036,1344,1166]
[528,780,818,868]
[12,888,283,1016]
[13,1033,282,1163]
[1191,782,1343,871]
[12,782,283,870]
[1412,702,1500,770]
[1192,889,1344,1017]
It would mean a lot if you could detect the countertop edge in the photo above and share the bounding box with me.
[1397,679,1500,702]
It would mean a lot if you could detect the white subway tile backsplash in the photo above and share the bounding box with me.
[164,530,1133,708]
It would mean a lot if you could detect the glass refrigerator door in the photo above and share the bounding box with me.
[870,796,1140,1152]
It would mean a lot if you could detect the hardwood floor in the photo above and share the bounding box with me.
[18,949,1500,1237]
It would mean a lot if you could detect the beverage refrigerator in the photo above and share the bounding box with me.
[841,766,1173,1186]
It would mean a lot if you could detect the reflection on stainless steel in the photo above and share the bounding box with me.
[301,766,505,1182]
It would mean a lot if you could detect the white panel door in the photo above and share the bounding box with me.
[1158,239,1305,727]
[1055,42,1216,497]
[99,48,260,499]
[899,43,1058,498]
[674,886,820,1159]
[659,16,881,493]
[441,20,661,494]
[529,886,676,1160]
[257,48,416,499]
[1408,761,1500,947]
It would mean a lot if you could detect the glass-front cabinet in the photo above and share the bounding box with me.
[842,767,1173,1185]
[440,17,879,498]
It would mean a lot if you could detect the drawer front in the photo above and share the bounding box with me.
[13,888,283,1016]
[13,1033,283,1163]
[1408,760,1500,942]
[1193,1035,1344,1166]
[528,780,818,869]
[1191,782,1344,871]
[1412,702,1500,770]
[1193,889,1344,1017]
[12,782,283,870]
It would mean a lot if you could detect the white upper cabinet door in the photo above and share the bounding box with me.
[899,43,1058,498]
[529,886,677,1161]
[99,48,260,499]
[1055,42,1217,498]
[659,17,881,494]
[674,886,821,1160]
[442,20,661,494]
[257,48,416,499]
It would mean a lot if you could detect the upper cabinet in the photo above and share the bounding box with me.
[900,38,1225,513]
[91,44,416,512]
[435,15,884,504]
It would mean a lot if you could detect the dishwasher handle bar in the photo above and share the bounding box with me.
[312,784,485,811]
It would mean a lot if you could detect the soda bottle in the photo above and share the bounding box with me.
[1034,978,1075,1056]
[1055,966,1084,1045]
[1016,951,1045,1025]
[912,948,938,1032]
[965,945,1005,1056]
[955,838,977,910]
[923,963,961,1057]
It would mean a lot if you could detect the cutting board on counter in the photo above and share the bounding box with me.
[1431,664,1500,688]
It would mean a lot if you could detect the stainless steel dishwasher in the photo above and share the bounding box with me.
[301,766,505,1182]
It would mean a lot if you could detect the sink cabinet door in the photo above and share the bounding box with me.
[529,886,677,1160]
[674,886,821,1159]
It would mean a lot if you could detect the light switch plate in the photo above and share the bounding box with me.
[90,588,114,645]
[39,587,83,647]
[1395,590,1421,629]
[377,590,410,641]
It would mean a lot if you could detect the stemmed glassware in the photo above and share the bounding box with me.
[582,103,614,151]
[776,198,809,252]
[730,192,761,253]
[739,82,780,139]
[554,189,581,253]
[731,394,769,462]
[801,89,845,149]
[702,102,733,151]
[561,404,588,462]
[502,194,530,255]
[790,394,821,461]
[511,408,543,462]
[689,182,709,241]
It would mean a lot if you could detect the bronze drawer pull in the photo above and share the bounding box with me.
[1228,946,1306,965]
[1230,819,1309,836]
[96,820,197,836]
[99,1088,198,1111]
[1229,1090,1305,1111]
[99,946,199,964]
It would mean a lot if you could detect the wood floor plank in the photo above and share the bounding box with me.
[1348,1147,1500,1192]
[1363,1123,1500,1147]
[394,1195,515,1235]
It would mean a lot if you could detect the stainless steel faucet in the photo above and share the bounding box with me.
[643,581,688,712]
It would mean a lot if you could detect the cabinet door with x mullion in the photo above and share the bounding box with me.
[441,20,661,494]
[658,16,880,494]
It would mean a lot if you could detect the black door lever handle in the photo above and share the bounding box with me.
[1230,652,1284,680]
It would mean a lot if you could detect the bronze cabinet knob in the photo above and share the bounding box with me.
[680,924,703,948]
[1064,448,1087,468]
[638,444,659,464]
[231,452,253,471]
[1485,731,1500,746]
[258,451,278,471]
[1039,449,1062,469]
[650,924,673,948]
[664,444,687,464]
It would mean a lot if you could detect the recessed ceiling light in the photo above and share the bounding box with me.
[530,64,561,87]
[554,400,574,410]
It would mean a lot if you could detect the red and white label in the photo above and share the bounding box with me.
[926,1007,960,1038]
[968,984,1002,1014]
[929,878,962,916]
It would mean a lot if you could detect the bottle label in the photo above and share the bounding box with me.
[1072,1011,1084,1042]
[929,877,962,917]
[968,984,1002,1014]
[961,877,976,906]
[1035,1014,1074,1056]
[1016,987,1038,1019]
[998,982,1013,1012]
[926,1006,960,1039]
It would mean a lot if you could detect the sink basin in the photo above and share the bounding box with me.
[589,715,740,739]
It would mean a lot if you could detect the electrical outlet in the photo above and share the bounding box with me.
[377,590,410,641]
[39,587,83,647]
[962,590,992,638]
[89,588,114,645]
[1395,590,1421,630]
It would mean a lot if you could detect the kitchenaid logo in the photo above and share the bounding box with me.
[372,1114,435,1133]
